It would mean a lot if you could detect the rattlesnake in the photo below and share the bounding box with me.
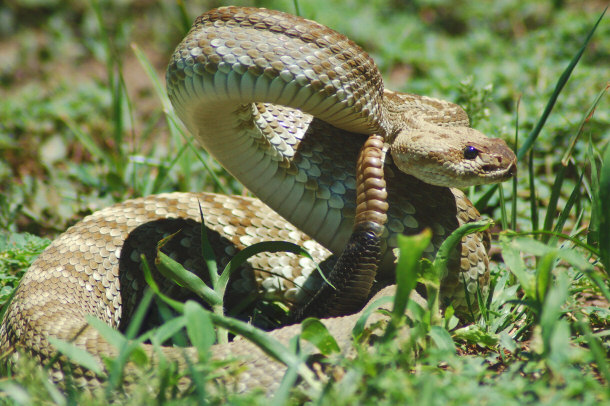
[0,7,516,394]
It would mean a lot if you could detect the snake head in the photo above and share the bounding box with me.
[390,126,517,188]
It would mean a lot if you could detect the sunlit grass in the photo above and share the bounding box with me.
[0,0,608,404]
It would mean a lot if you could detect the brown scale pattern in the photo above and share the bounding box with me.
[0,193,333,386]
[168,7,388,135]
[0,187,487,391]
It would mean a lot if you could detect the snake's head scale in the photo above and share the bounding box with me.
[390,127,517,188]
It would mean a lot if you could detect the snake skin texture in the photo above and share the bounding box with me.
[0,6,516,394]
[0,188,487,393]
[165,6,514,288]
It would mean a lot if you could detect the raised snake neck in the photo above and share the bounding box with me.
[166,6,514,266]
[0,6,515,393]
[167,6,515,193]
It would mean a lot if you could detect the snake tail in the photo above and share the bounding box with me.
[292,135,388,321]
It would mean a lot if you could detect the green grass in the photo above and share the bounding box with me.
[0,0,609,404]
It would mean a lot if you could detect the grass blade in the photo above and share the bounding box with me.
[500,235,535,299]
[198,202,219,290]
[352,295,394,339]
[511,97,520,230]
[539,272,569,356]
[0,382,33,405]
[206,310,319,390]
[498,184,508,231]
[216,241,327,297]
[561,83,609,166]
[300,318,340,356]
[47,338,104,376]
[535,251,556,307]
[474,184,496,211]
[141,254,185,313]
[576,317,610,384]
[132,42,231,195]
[124,287,155,340]
[528,151,539,231]
[432,220,493,275]
[392,230,432,325]
[150,316,187,345]
[131,43,172,113]
[588,138,601,248]
[541,164,566,239]
[85,316,127,350]
[549,171,583,246]
[516,9,606,160]
[272,336,307,405]
[428,326,456,355]
[476,9,605,213]
[184,301,215,358]
[165,113,232,195]
[598,143,610,276]
[429,220,492,322]
[156,251,222,306]
[61,115,112,166]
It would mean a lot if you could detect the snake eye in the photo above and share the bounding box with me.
[463,146,479,160]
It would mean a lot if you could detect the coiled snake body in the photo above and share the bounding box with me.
[0,7,516,394]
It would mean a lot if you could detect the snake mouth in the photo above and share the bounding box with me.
[480,161,517,181]
[492,162,517,179]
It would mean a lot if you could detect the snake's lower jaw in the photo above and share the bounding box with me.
[391,159,517,188]
[498,161,518,181]
[479,150,518,185]
[452,163,518,188]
